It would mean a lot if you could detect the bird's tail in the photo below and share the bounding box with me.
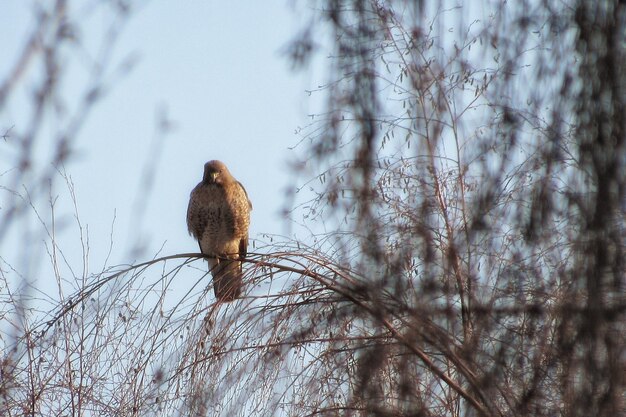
[208,258,243,302]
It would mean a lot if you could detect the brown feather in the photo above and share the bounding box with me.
[187,160,251,301]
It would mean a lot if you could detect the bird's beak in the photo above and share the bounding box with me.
[210,172,219,182]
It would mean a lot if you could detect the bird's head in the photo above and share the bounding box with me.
[202,160,229,184]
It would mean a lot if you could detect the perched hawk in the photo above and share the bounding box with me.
[187,160,252,301]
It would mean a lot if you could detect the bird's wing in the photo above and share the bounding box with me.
[186,186,207,240]
[236,181,253,210]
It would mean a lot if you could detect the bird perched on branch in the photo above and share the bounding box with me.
[187,160,252,301]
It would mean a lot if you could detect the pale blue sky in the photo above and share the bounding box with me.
[1,0,322,285]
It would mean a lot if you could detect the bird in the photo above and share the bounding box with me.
[187,160,252,301]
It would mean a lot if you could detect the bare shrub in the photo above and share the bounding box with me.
[2,1,625,417]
